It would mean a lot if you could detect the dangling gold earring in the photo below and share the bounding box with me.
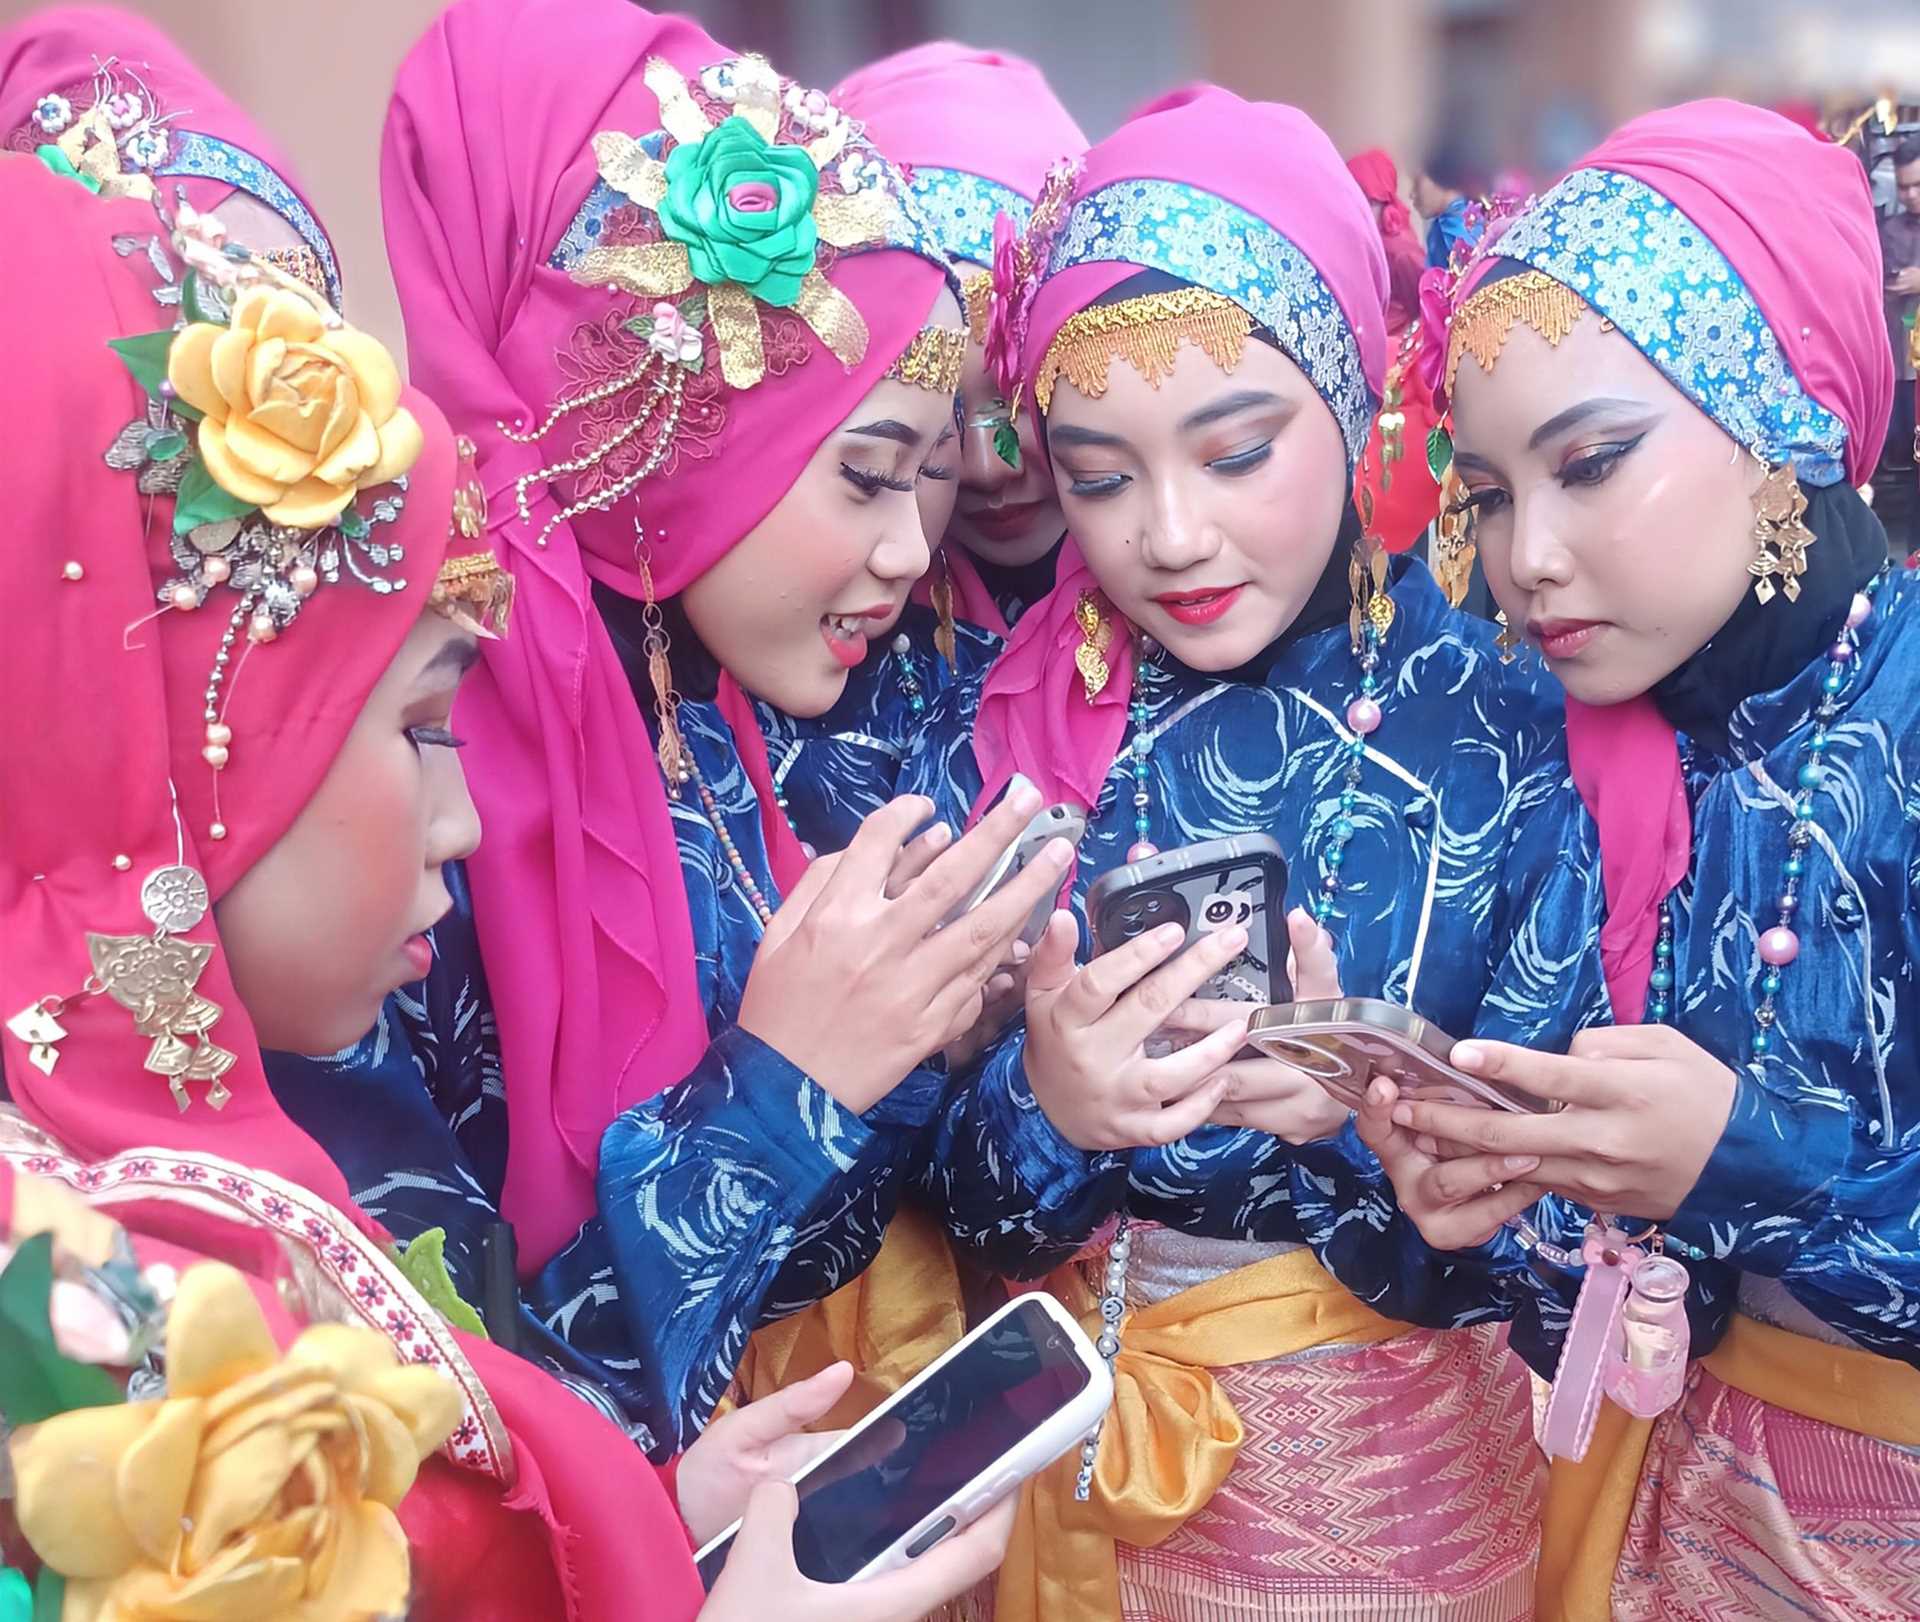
[1494,609,1520,664]
[1432,467,1479,610]
[1348,529,1395,653]
[929,547,958,670]
[634,529,691,796]
[1749,457,1815,604]
[1074,590,1114,702]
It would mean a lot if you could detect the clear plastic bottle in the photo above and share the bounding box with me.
[1606,1253,1691,1418]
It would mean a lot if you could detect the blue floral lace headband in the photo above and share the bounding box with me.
[907,166,1031,268]
[1485,167,1848,487]
[1043,178,1375,466]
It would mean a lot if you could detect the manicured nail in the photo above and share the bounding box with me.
[1504,1156,1539,1173]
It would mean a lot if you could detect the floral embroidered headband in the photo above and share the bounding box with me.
[15,54,341,306]
[521,54,961,547]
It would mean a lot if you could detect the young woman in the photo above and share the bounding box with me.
[901,87,1608,1621]
[1357,100,1920,1620]
[751,43,1090,854]
[0,141,1009,1622]
[264,0,1058,1457]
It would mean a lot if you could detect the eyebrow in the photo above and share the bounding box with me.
[416,636,482,684]
[1178,389,1286,433]
[1047,422,1130,451]
[846,418,924,449]
[1527,397,1650,450]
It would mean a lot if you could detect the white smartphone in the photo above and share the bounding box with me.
[941,800,1088,948]
[692,1291,1112,1589]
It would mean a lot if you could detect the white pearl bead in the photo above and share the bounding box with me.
[61,560,84,582]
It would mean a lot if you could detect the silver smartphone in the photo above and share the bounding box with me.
[1245,998,1563,1115]
[942,801,1087,947]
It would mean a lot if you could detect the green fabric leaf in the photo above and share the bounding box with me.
[0,1567,30,1622]
[34,144,101,195]
[993,423,1021,471]
[172,457,257,537]
[108,330,179,403]
[1426,424,1454,484]
[394,1229,487,1339]
[0,1234,124,1426]
[31,1570,61,1622]
[182,272,225,329]
[145,429,188,463]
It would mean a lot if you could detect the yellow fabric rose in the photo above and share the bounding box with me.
[9,1262,461,1622]
[166,288,424,530]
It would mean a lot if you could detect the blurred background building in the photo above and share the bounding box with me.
[1,0,1912,356]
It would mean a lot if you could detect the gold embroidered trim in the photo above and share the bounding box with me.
[1034,288,1253,415]
[255,245,330,305]
[1444,269,1586,398]
[887,325,967,394]
[963,269,993,346]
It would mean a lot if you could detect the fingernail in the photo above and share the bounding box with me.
[1504,1156,1539,1173]
[1416,1133,1439,1156]
[1223,925,1248,951]
[1010,940,1031,963]
[1157,923,1184,945]
[1043,837,1073,868]
[926,822,953,849]
[1365,1079,1391,1107]
[1009,776,1041,813]
[1452,1042,1484,1071]
[1391,1104,1414,1127]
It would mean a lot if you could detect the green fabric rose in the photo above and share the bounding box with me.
[659,115,820,307]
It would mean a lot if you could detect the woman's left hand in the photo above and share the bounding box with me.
[1384,1024,1738,1219]
[675,1362,853,1547]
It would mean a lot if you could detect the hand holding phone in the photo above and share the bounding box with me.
[699,1483,1017,1622]
[738,786,1072,1113]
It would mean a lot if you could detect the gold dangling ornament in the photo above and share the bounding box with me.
[1748,458,1815,605]
[1432,463,1480,610]
[1494,609,1521,665]
[8,863,237,1110]
[929,548,958,670]
[1350,491,1396,652]
[1074,590,1115,702]
[634,536,692,796]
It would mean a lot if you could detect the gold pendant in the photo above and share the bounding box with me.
[87,931,237,1112]
[1749,462,1815,606]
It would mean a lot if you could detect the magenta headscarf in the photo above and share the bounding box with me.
[383,0,954,1269]
[836,42,1088,640]
[0,5,341,306]
[1444,101,1892,1020]
[971,87,1387,823]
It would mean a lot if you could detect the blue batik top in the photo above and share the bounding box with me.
[899,559,1612,1336]
[756,601,998,855]
[266,697,950,1457]
[1509,567,1920,1369]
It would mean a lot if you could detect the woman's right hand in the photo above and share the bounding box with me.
[699,1480,1015,1622]
[1020,910,1254,1152]
[1353,1078,1543,1249]
[738,783,1071,1114]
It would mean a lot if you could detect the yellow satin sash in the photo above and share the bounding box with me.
[995,1245,1407,1622]
[1536,1313,1920,1621]
[721,1203,966,1430]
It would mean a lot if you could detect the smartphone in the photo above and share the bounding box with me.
[1085,834,1291,1007]
[942,801,1088,948]
[693,1291,1112,1588]
[1245,997,1564,1115]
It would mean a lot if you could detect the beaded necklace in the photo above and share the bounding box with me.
[1645,577,1880,1050]
[687,756,774,926]
[1076,618,1392,1500]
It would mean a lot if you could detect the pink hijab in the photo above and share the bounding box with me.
[1452,101,1892,1020]
[0,5,341,306]
[972,88,1387,822]
[836,42,1088,641]
[382,0,953,1269]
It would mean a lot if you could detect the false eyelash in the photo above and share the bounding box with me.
[840,462,915,497]
[407,726,467,750]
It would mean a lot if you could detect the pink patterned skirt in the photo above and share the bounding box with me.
[1611,1366,1920,1621]
[1114,1321,1544,1621]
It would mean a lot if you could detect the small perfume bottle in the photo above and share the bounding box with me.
[1605,1252,1691,1419]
